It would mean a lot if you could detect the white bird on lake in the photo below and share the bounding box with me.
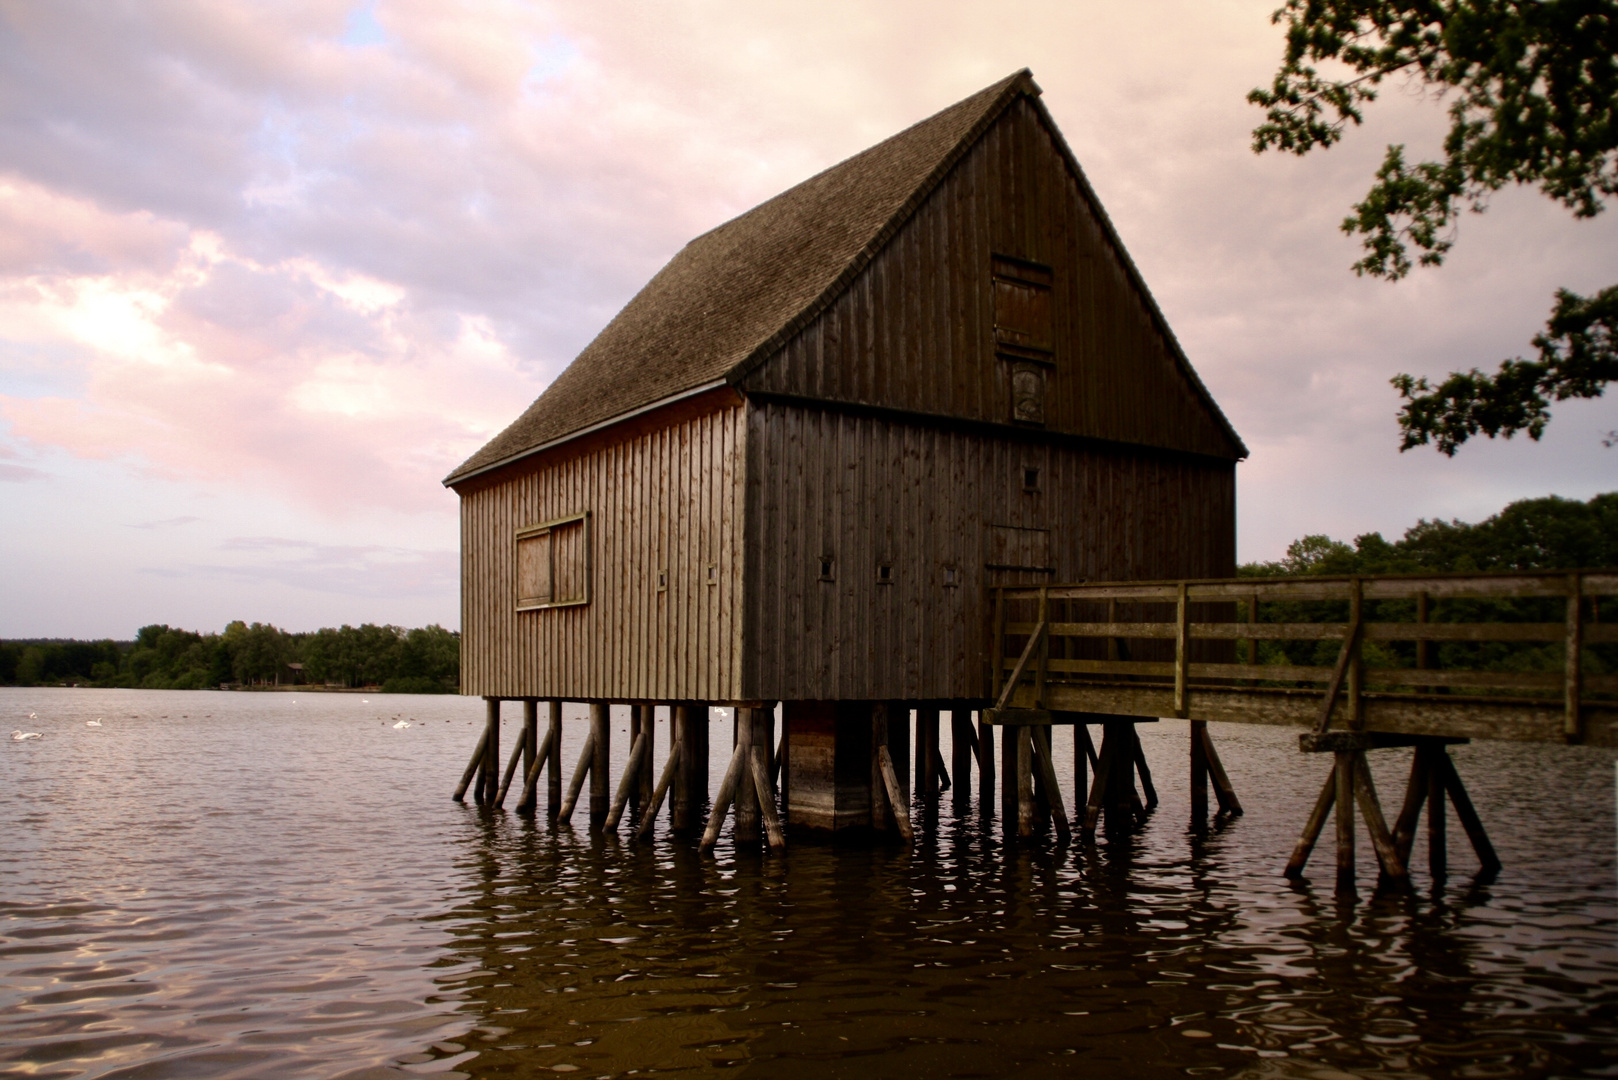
[393,720,411,729]
[12,730,41,741]
[27,713,37,720]
[87,719,102,727]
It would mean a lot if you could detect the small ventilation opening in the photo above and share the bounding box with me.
[657,570,668,591]
[1023,467,1041,491]
[706,564,717,584]
[877,563,893,584]
[819,558,834,580]
[944,566,959,587]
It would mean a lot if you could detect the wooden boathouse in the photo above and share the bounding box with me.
[444,70,1247,843]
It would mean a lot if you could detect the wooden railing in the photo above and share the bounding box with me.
[987,570,1618,746]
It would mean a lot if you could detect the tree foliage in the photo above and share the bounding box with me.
[1250,0,1618,449]
[0,621,460,692]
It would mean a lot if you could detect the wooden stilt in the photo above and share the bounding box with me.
[516,724,557,814]
[1190,719,1209,822]
[452,728,489,802]
[672,704,701,833]
[734,707,760,844]
[521,699,537,790]
[1427,750,1447,879]
[876,744,914,842]
[1073,723,1093,829]
[1334,751,1356,893]
[777,710,790,818]
[493,730,526,809]
[635,737,682,841]
[951,710,972,806]
[481,698,501,805]
[977,714,996,802]
[557,731,595,824]
[1437,751,1501,872]
[935,748,951,791]
[1351,753,1409,887]
[1030,726,1071,843]
[1284,771,1336,878]
[1083,728,1117,833]
[916,707,939,797]
[1016,725,1035,838]
[628,706,644,822]
[604,729,649,831]
[699,740,748,853]
[1131,726,1158,811]
[546,701,563,818]
[1200,725,1243,815]
[750,742,787,851]
[1392,747,1429,865]
[1000,717,1018,823]
[589,703,610,829]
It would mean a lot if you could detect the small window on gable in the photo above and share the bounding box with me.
[516,512,590,610]
[993,256,1054,353]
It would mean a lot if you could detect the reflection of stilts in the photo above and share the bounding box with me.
[1284,732,1497,892]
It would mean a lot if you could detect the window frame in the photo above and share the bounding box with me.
[514,511,592,612]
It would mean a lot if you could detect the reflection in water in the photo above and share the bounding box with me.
[0,689,1613,1079]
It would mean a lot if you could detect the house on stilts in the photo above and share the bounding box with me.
[443,69,1247,847]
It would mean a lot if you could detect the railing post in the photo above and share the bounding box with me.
[1348,577,1363,730]
[1173,581,1189,718]
[1035,587,1049,708]
[1567,572,1584,742]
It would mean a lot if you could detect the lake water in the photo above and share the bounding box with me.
[2,687,1615,1079]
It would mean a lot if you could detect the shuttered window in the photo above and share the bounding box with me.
[993,256,1054,426]
[992,256,1053,352]
[516,512,590,610]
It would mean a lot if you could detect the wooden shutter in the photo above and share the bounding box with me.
[514,512,591,610]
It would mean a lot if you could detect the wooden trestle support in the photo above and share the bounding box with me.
[454,698,1255,854]
[1283,731,1500,893]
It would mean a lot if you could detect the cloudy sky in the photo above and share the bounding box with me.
[2,0,1614,639]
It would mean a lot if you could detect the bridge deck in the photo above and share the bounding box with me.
[985,570,1618,748]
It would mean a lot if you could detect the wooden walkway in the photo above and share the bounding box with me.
[985,570,1618,747]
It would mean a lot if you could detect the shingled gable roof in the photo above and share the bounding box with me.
[447,70,1243,486]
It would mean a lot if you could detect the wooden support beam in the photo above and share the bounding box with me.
[557,731,595,825]
[481,698,501,805]
[516,723,557,814]
[1392,746,1429,866]
[521,699,537,793]
[604,729,650,831]
[1132,726,1158,811]
[635,737,682,841]
[493,727,526,809]
[1030,725,1071,843]
[589,703,610,829]
[1334,750,1356,893]
[734,707,760,844]
[1428,750,1446,878]
[935,748,951,791]
[1352,752,1409,888]
[1074,722,1090,828]
[1001,715,1018,824]
[1083,728,1117,833]
[1284,771,1336,878]
[546,701,562,818]
[452,727,489,803]
[917,707,939,797]
[876,744,914,843]
[1437,750,1501,872]
[699,740,748,853]
[951,710,973,806]
[976,714,995,802]
[1016,725,1035,838]
[1190,719,1209,822]
[1200,724,1243,815]
[750,742,787,852]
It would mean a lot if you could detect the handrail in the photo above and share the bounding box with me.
[988,569,1617,743]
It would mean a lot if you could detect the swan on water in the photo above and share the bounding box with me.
[12,731,41,741]
[87,719,102,727]
[393,720,411,729]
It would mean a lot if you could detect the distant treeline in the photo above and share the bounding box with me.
[1237,492,1617,676]
[0,622,459,693]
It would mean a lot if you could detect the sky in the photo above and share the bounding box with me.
[2,0,1614,639]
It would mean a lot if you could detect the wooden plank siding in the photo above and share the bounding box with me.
[458,397,747,701]
[741,399,1235,702]
[739,96,1238,463]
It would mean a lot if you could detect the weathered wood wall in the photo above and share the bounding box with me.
[740,95,1240,462]
[459,396,747,701]
[741,400,1235,702]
